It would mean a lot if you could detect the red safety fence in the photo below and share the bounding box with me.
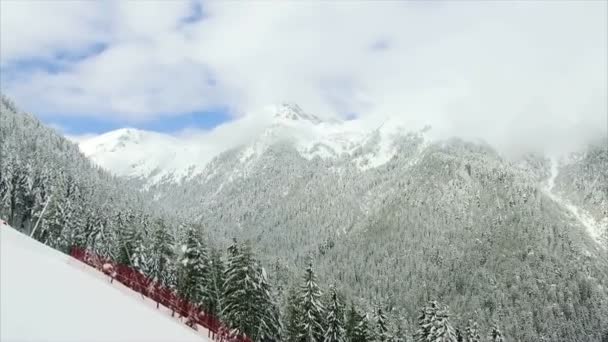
[69,246,251,342]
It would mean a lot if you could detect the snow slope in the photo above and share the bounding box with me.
[0,223,209,342]
[544,158,606,249]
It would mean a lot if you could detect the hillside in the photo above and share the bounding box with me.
[0,222,208,342]
[81,105,608,340]
[4,96,608,340]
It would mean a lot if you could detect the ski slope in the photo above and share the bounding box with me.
[0,223,209,342]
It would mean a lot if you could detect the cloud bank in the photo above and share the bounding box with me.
[1,0,606,155]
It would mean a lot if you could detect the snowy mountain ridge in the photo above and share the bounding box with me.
[77,104,607,254]
[78,104,433,183]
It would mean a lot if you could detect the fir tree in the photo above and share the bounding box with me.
[207,248,224,317]
[391,319,407,342]
[114,211,141,266]
[455,328,463,342]
[489,321,504,342]
[176,225,210,308]
[346,304,371,342]
[374,306,391,342]
[324,286,346,342]
[284,286,302,342]
[415,301,457,342]
[296,262,325,342]
[222,240,268,340]
[464,319,480,342]
[147,219,176,288]
[254,266,282,341]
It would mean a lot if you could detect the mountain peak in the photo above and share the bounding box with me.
[273,103,322,124]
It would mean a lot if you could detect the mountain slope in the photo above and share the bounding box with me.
[79,128,215,184]
[69,102,608,340]
[121,107,607,340]
[0,222,207,342]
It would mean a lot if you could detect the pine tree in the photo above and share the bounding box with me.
[455,328,463,342]
[221,240,259,339]
[464,319,480,342]
[391,319,407,342]
[176,225,210,308]
[489,321,504,342]
[114,211,141,267]
[285,286,302,342]
[254,266,282,341]
[324,286,346,342]
[147,219,176,288]
[374,306,391,342]
[207,248,224,318]
[296,262,325,342]
[415,301,457,342]
[346,304,370,342]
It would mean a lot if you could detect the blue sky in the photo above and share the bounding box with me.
[43,109,232,135]
[2,48,234,134]
[0,0,234,135]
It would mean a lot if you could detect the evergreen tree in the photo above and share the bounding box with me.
[222,240,267,340]
[489,322,504,342]
[114,211,141,266]
[284,286,302,342]
[324,286,346,342]
[296,262,325,342]
[455,328,463,342]
[464,319,480,342]
[345,304,370,342]
[391,319,407,342]
[176,225,210,308]
[415,301,457,342]
[207,248,224,317]
[254,266,282,341]
[147,219,176,288]
[374,306,391,342]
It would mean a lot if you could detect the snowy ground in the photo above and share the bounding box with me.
[0,223,210,342]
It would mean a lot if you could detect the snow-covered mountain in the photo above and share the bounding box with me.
[79,128,213,184]
[79,104,607,255]
[4,95,608,341]
[78,104,436,184]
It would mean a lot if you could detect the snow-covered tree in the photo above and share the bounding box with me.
[284,286,301,342]
[464,319,480,342]
[346,303,370,342]
[176,225,210,307]
[489,322,504,342]
[207,248,224,317]
[147,219,176,288]
[324,286,346,342]
[254,266,282,341]
[374,306,391,342]
[223,240,279,341]
[296,262,325,342]
[415,301,457,342]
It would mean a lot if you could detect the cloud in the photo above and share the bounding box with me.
[1,0,606,155]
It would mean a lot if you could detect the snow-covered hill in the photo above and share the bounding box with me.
[79,127,216,184]
[77,104,433,184]
[0,222,209,342]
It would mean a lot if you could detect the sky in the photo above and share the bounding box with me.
[0,0,606,155]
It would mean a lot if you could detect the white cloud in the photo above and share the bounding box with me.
[0,1,108,64]
[1,0,606,155]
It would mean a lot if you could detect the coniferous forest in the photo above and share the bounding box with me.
[2,95,608,342]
